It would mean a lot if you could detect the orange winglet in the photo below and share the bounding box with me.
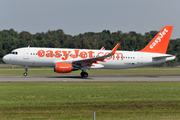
[111,43,120,54]
[100,46,105,50]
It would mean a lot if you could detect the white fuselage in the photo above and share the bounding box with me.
[3,47,175,69]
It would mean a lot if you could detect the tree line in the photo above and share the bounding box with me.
[0,29,179,66]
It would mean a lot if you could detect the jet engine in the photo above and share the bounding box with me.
[54,62,79,73]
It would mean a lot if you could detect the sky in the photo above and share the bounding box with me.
[0,0,179,39]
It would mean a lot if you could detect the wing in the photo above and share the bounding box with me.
[72,43,120,69]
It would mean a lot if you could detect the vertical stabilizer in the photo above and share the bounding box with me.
[139,26,173,54]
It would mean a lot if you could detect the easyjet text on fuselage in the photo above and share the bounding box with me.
[37,50,123,61]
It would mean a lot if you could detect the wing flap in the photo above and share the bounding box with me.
[86,63,104,69]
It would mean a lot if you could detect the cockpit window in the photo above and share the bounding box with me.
[9,51,18,55]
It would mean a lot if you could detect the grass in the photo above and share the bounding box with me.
[0,82,180,119]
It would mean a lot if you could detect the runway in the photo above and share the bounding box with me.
[0,75,180,82]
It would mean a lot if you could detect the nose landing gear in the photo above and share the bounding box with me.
[23,66,28,76]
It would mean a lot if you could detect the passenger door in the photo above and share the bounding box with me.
[138,53,143,64]
[23,49,29,59]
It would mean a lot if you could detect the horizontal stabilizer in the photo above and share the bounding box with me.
[153,55,175,61]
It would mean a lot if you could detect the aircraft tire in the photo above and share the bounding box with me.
[23,72,28,76]
[81,72,88,78]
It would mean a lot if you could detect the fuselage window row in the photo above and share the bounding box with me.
[31,53,135,59]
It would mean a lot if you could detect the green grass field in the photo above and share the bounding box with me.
[0,67,180,119]
[0,82,180,120]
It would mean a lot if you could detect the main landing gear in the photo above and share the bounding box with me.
[81,71,88,78]
[23,66,28,76]
[80,68,88,78]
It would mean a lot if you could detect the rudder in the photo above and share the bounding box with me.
[139,26,173,54]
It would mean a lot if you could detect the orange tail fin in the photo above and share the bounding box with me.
[139,26,173,54]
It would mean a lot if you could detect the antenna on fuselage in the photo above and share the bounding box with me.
[28,45,30,48]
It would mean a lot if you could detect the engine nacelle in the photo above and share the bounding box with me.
[54,62,79,73]
[54,62,72,73]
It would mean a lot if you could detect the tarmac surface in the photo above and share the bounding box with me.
[0,75,180,82]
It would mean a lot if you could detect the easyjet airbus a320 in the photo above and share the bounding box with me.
[3,26,175,78]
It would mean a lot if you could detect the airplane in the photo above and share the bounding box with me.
[2,26,175,78]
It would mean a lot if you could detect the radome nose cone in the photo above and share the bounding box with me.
[2,55,7,63]
[2,56,5,62]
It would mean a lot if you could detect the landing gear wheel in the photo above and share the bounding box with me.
[81,72,88,78]
[23,72,28,76]
[23,66,28,76]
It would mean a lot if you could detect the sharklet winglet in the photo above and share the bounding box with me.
[111,43,120,54]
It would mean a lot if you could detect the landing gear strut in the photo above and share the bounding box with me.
[81,71,88,78]
[23,66,28,76]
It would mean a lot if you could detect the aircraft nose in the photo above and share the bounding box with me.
[2,55,9,63]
